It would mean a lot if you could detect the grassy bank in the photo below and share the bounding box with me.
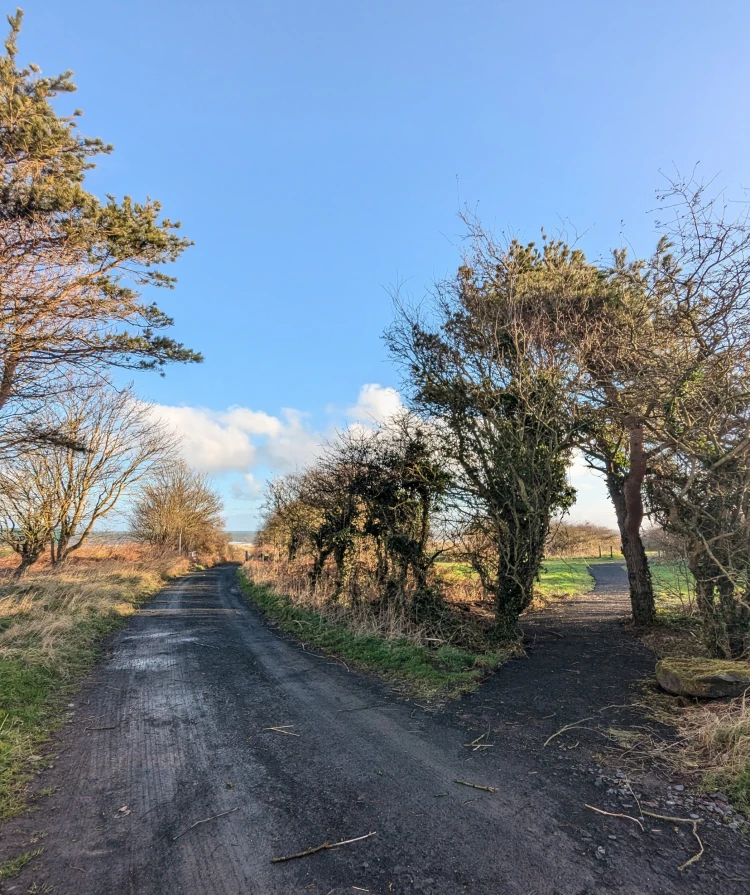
[0,548,190,821]
[237,568,513,698]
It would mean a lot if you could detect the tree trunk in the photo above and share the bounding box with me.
[605,425,655,626]
[331,542,354,601]
[490,577,528,642]
[13,548,43,579]
[690,553,750,659]
[310,545,331,588]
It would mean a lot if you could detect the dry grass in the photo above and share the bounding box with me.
[0,544,192,819]
[0,547,190,673]
[247,559,492,651]
[671,693,750,814]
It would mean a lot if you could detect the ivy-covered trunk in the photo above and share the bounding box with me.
[309,544,332,588]
[689,551,750,659]
[331,541,355,601]
[491,577,529,641]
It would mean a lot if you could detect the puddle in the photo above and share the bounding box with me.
[120,632,176,641]
[110,655,180,672]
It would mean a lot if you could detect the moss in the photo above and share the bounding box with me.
[656,657,750,698]
[658,657,750,679]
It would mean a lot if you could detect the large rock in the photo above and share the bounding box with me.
[656,657,750,698]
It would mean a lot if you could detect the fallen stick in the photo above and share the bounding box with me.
[271,831,377,863]
[454,779,498,793]
[85,725,119,731]
[543,717,594,748]
[264,726,301,737]
[463,733,494,751]
[172,807,239,841]
[585,804,644,831]
[642,811,704,871]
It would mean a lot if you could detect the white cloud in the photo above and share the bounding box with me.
[230,473,264,502]
[346,383,403,426]
[153,404,258,473]
[152,404,324,476]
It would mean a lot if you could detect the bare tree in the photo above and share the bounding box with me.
[129,460,226,554]
[261,473,322,563]
[0,451,59,577]
[0,381,175,573]
[603,174,750,649]
[46,382,177,563]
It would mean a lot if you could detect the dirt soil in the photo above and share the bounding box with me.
[1,562,749,894]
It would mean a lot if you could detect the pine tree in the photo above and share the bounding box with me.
[0,9,201,427]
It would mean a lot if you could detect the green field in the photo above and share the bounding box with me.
[535,558,595,599]
[437,557,596,601]
[648,560,696,611]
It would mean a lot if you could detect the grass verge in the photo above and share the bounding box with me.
[0,848,43,880]
[0,549,190,821]
[237,568,513,699]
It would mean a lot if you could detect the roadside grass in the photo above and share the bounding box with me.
[0,549,190,821]
[680,693,750,814]
[638,559,704,657]
[0,848,43,880]
[237,568,514,699]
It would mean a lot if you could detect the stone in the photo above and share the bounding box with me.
[655,658,750,699]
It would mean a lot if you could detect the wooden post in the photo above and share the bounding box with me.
[610,545,613,559]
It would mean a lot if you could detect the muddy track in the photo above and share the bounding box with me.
[1,563,749,894]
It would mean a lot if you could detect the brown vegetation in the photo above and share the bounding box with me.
[0,543,190,671]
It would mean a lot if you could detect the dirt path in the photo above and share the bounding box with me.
[1,563,748,894]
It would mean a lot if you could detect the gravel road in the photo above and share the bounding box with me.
[1,563,748,895]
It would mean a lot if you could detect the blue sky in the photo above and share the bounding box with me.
[19,0,750,528]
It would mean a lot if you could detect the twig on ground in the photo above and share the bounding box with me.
[263,724,302,737]
[585,804,645,831]
[172,807,239,841]
[463,733,494,751]
[642,811,704,871]
[263,725,301,737]
[271,831,377,863]
[84,725,119,731]
[543,717,594,747]
[454,779,498,793]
